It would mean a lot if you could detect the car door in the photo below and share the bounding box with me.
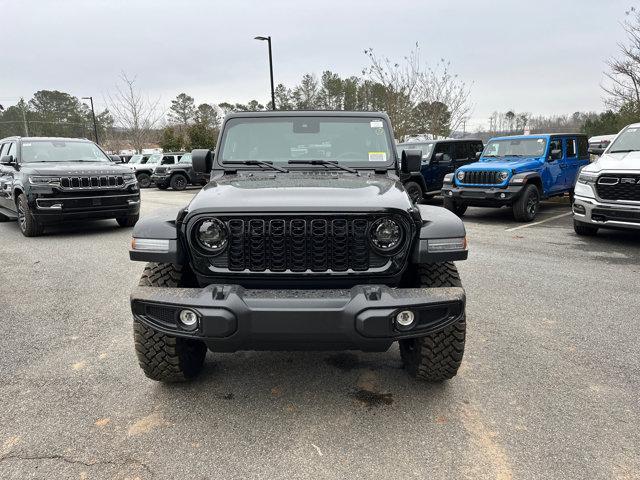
[452,142,474,170]
[542,138,564,194]
[428,142,453,191]
[560,137,580,190]
[0,141,19,211]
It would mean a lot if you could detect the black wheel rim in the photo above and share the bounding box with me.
[139,176,150,188]
[175,177,186,189]
[527,193,539,216]
[17,202,26,231]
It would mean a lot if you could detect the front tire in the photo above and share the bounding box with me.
[170,173,188,191]
[573,219,599,236]
[17,194,44,237]
[512,184,540,222]
[133,263,207,382]
[136,172,151,188]
[443,197,467,217]
[399,262,466,382]
[404,181,423,204]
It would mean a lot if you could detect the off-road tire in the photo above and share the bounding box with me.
[512,184,540,222]
[17,193,44,237]
[443,197,467,217]
[399,262,466,382]
[116,214,139,227]
[136,172,151,188]
[133,263,207,382]
[404,181,423,204]
[170,173,188,191]
[573,219,599,236]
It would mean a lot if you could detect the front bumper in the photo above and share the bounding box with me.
[573,195,640,230]
[441,183,524,206]
[131,284,465,352]
[32,193,140,222]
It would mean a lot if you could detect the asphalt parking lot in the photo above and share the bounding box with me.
[1,189,639,480]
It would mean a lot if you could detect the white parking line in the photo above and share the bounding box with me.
[505,212,573,232]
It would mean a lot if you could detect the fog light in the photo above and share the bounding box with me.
[396,310,415,327]
[573,204,586,215]
[500,193,506,199]
[448,191,453,196]
[179,309,198,329]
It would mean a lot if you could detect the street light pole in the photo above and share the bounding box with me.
[254,36,276,110]
[82,96,99,144]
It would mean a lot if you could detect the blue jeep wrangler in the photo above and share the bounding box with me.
[397,139,483,203]
[441,134,590,221]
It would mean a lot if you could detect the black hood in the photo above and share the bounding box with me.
[187,172,413,214]
[19,161,132,176]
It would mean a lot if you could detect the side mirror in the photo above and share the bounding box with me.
[401,149,422,174]
[192,149,214,174]
[588,147,604,156]
[0,155,15,166]
[475,151,482,160]
[110,154,123,163]
[549,149,562,161]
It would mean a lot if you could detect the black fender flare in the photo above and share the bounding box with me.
[129,213,185,264]
[411,205,468,263]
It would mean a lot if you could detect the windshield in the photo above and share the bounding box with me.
[219,117,393,165]
[129,154,147,164]
[147,154,162,164]
[483,138,547,158]
[397,143,434,159]
[178,153,192,163]
[607,126,640,153]
[21,140,110,163]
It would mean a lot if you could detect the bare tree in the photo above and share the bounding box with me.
[364,45,473,138]
[603,7,640,112]
[105,73,164,152]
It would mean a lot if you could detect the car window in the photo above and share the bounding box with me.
[161,156,175,165]
[578,137,589,159]
[452,143,469,160]
[6,142,16,158]
[566,138,577,158]
[472,142,484,154]
[434,143,452,155]
[0,143,6,157]
[549,139,562,156]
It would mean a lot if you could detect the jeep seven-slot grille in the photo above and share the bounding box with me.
[461,171,502,185]
[60,175,125,189]
[596,175,640,201]
[218,216,377,273]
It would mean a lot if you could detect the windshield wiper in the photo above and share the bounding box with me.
[288,160,359,175]
[609,149,638,153]
[224,160,288,173]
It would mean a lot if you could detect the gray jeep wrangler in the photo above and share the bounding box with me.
[129,111,468,382]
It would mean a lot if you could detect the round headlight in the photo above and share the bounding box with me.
[196,218,228,253]
[456,171,465,181]
[370,218,403,253]
[498,171,509,181]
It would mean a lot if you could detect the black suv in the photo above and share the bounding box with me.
[0,137,140,236]
[397,139,483,203]
[151,153,210,190]
[128,111,468,383]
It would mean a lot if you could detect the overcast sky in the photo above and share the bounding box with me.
[0,0,632,130]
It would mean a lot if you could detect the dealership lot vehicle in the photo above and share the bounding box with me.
[151,153,210,190]
[397,139,483,203]
[574,123,640,234]
[588,134,617,156]
[130,152,185,188]
[129,111,469,383]
[1,189,638,479]
[0,136,140,236]
[442,134,590,221]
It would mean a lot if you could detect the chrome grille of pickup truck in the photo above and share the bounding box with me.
[596,175,640,201]
[460,171,502,185]
[208,216,394,273]
[60,175,125,190]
